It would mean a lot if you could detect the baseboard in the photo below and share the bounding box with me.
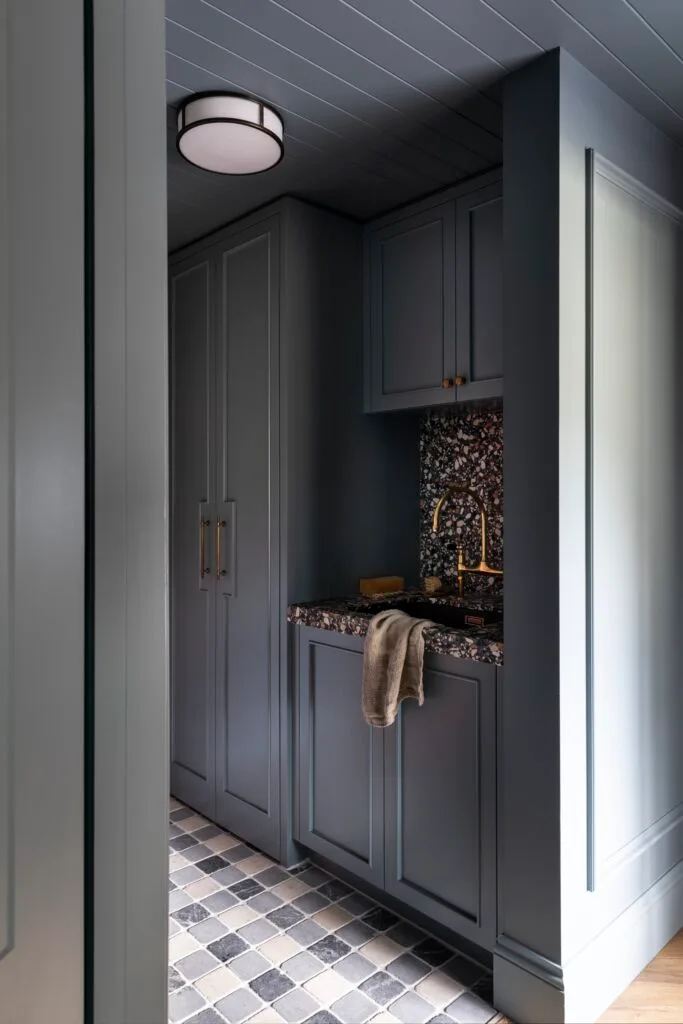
[563,859,683,1023]
[494,859,683,1023]
[493,951,565,1024]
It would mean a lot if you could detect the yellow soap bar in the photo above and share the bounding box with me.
[359,576,405,597]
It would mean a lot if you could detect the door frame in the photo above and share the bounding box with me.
[91,0,169,1020]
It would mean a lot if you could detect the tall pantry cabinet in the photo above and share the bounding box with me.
[169,199,418,862]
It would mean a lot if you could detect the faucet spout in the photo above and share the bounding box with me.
[432,484,502,594]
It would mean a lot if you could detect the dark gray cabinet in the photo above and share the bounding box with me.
[364,172,503,413]
[170,219,281,853]
[297,631,384,887]
[384,653,497,949]
[169,258,216,819]
[213,220,281,854]
[366,204,456,412]
[170,199,419,863]
[295,626,497,949]
[455,184,503,403]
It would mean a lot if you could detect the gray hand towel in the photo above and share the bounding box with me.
[362,609,430,727]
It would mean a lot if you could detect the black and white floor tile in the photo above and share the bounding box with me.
[169,799,501,1024]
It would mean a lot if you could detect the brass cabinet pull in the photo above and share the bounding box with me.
[455,375,466,387]
[441,378,454,389]
[199,515,210,578]
[216,518,227,580]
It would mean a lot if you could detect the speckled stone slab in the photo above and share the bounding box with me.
[420,404,503,596]
[287,591,504,666]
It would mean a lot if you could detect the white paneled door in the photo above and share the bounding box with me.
[0,1,85,1021]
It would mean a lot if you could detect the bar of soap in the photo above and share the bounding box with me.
[359,576,404,597]
[423,576,443,594]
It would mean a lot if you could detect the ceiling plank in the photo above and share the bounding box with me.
[628,0,683,61]
[557,0,683,116]
[486,0,683,139]
[191,0,503,154]
[413,0,543,67]
[273,0,503,139]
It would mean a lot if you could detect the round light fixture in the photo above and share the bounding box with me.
[176,93,284,175]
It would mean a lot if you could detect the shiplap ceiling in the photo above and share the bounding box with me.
[166,0,683,251]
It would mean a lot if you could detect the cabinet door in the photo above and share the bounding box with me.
[455,182,503,402]
[170,259,216,817]
[366,204,456,412]
[297,629,384,887]
[214,219,281,858]
[384,654,497,949]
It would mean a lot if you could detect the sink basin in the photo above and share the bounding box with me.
[352,600,502,630]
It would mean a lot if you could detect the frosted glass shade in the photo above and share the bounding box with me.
[177,94,284,174]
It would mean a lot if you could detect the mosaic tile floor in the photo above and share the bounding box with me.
[169,799,501,1024]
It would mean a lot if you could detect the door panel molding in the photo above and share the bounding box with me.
[585,150,683,895]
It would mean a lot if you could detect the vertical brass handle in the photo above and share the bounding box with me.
[199,516,210,578]
[216,518,227,580]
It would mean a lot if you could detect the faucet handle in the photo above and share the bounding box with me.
[455,545,465,598]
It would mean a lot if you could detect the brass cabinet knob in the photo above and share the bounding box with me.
[455,375,466,387]
[441,378,453,389]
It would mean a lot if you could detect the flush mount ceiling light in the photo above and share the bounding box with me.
[176,92,284,175]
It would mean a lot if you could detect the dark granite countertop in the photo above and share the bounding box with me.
[287,589,504,666]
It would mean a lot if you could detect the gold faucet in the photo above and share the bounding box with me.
[432,484,503,597]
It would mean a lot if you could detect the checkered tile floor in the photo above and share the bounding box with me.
[169,799,501,1024]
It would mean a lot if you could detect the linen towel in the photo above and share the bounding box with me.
[362,609,430,727]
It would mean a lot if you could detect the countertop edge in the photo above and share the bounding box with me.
[287,599,504,668]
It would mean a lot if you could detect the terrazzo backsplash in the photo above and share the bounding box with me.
[420,404,503,594]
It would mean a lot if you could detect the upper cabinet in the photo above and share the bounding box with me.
[364,173,503,413]
[455,182,503,403]
[366,203,456,412]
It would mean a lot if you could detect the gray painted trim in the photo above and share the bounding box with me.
[494,934,564,989]
[499,50,562,964]
[493,951,565,1024]
[93,1,169,1022]
[0,0,11,964]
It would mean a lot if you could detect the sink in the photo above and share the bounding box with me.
[352,600,502,630]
